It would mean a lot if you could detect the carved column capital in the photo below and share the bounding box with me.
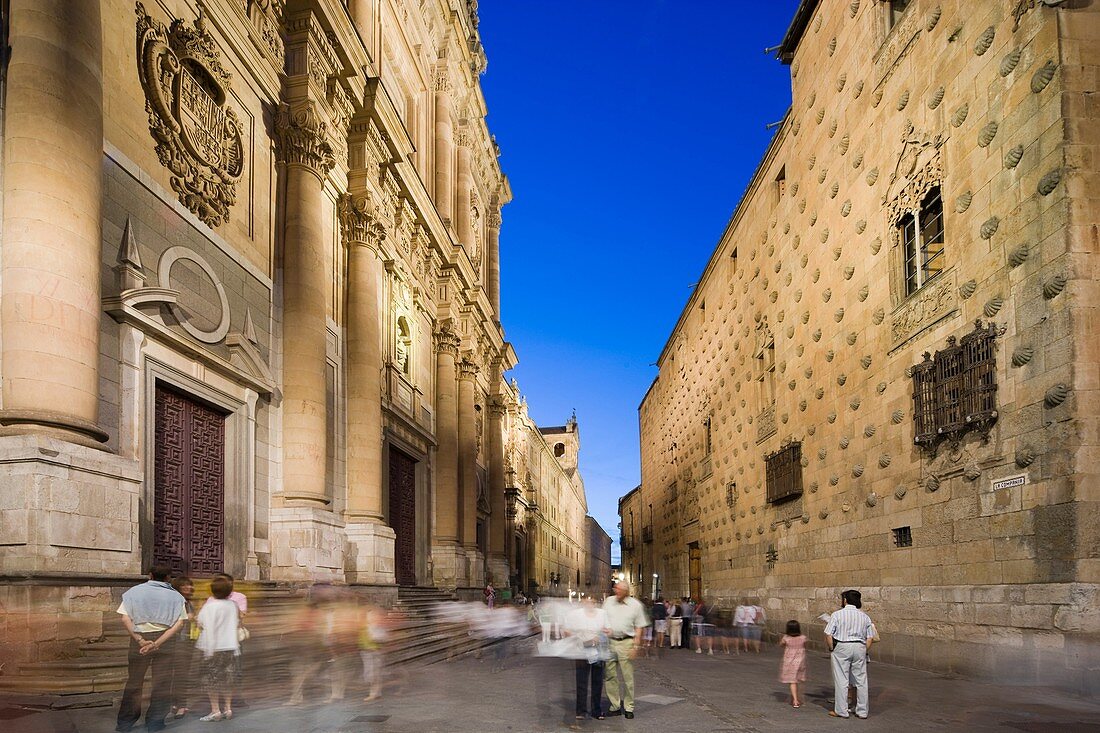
[276,101,336,179]
[486,210,502,229]
[338,193,386,251]
[458,356,479,380]
[433,65,452,93]
[435,323,461,357]
[453,128,473,148]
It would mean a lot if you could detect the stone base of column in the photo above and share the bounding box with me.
[0,434,142,575]
[466,548,486,589]
[344,520,396,585]
[270,506,347,582]
[430,542,468,589]
[486,555,510,588]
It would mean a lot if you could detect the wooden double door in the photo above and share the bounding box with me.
[153,385,226,576]
[388,447,417,586]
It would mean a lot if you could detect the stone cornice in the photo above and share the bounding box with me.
[276,101,337,178]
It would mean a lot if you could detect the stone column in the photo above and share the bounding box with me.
[0,0,105,447]
[431,323,465,587]
[457,357,482,587]
[277,102,335,505]
[433,70,454,225]
[486,397,509,586]
[454,128,474,250]
[486,210,502,319]
[340,193,396,585]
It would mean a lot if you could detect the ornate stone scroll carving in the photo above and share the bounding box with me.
[136,3,245,228]
[276,101,336,178]
[890,269,957,347]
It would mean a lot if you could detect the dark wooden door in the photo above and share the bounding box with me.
[689,543,702,602]
[388,448,417,586]
[154,385,225,576]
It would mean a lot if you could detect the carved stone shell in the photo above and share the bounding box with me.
[853,152,864,168]
[928,86,945,109]
[980,216,1000,240]
[1005,145,1024,169]
[835,307,846,323]
[1044,383,1069,408]
[871,237,882,255]
[801,311,810,324]
[852,464,865,478]
[829,119,838,138]
[819,509,830,520]
[858,285,869,302]
[821,228,830,243]
[866,492,878,507]
[1000,48,1023,77]
[926,6,942,32]
[853,79,864,98]
[1011,346,1034,367]
[807,154,816,168]
[809,211,818,225]
[866,168,879,186]
[1008,243,1029,268]
[925,475,940,492]
[1031,60,1057,93]
[816,108,826,124]
[872,307,885,324]
[891,409,904,424]
[1043,273,1067,299]
[828,37,837,56]
[822,288,832,302]
[839,134,850,154]
[850,396,861,410]
[959,279,977,299]
[975,26,995,56]
[1038,168,1062,196]
[818,168,828,183]
[827,411,837,423]
[849,0,860,17]
[815,387,824,399]
[956,190,973,212]
[825,349,836,362]
[859,355,871,370]
[855,219,867,234]
[1015,446,1035,468]
[812,329,822,342]
[837,73,848,93]
[830,475,840,486]
[844,265,855,279]
[847,332,858,345]
[897,90,910,111]
[872,88,883,108]
[818,448,828,460]
[978,121,999,147]
[952,103,969,127]
[894,485,908,500]
[837,373,847,386]
[874,453,890,469]
[964,464,982,481]
[830,182,840,199]
[983,296,1004,317]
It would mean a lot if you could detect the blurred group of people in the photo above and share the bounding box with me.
[636,596,766,656]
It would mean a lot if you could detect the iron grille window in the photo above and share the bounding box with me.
[726,482,737,509]
[892,526,913,548]
[912,320,999,448]
[765,442,803,504]
[901,187,946,296]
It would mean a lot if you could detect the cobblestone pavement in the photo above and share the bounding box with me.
[7,639,1100,732]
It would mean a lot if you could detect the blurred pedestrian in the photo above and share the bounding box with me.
[484,581,496,609]
[285,592,327,706]
[651,597,668,651]
[168,576,198,719]
[779,620,807,708]
[668,601,683,649]
[750,600,767,652]
[115,565,186,733]
[195,576,241,721]
[327,594,362,701]
[602,581,649,719]
[565,597,609,720]
[734,600,753,653]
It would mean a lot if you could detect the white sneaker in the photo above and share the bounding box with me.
[696,648,702,654]
[708,650,714,655]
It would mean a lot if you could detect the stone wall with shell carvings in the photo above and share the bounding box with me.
[632,0,1099,693]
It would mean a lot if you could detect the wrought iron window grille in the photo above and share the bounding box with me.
[912,320,998,451]
[765,442,803,504]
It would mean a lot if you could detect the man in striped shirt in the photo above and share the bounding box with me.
[824,589,876,719]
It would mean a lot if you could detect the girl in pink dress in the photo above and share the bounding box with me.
[778,620,807,708]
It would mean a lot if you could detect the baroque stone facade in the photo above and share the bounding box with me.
[624,0,1099,693]
[0,0,602,677]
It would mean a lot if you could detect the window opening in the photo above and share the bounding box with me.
[892,526,913,548]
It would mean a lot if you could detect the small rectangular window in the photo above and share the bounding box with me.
[901,186,946,296]
[892,526,913,548]
[775,166,787,203]
[888,0,912,30]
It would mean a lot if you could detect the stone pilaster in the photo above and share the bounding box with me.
[0,0,106,447]
[486,397,508,581]
[431,322,466,588]
[433,68,454,225]
[340,192,396,585]
[486,210,502,318]
[457,356,482,586]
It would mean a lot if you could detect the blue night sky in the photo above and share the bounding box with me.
[478,1,801,561]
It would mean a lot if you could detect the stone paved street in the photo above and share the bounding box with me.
[7,639,1100,733]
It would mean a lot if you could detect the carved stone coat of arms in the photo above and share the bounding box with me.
[136,4,245,228]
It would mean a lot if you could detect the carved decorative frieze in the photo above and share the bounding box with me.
[890,269,958,346]
[136,4,245,228]
[276,101,336,178]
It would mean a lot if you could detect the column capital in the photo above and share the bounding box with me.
[433,65,452,93]
[435,323,461,357]
[486,210,502,229]
[276,100,336,179]
[338,192,386,252]
[458,357,479,381]
[453,127,473,148]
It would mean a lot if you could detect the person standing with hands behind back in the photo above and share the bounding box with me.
[602,581,649,719]
[825,589,876,720]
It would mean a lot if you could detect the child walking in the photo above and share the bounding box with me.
[779,620,807,708]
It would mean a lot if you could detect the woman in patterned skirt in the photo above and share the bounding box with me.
[195,576,241,721]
